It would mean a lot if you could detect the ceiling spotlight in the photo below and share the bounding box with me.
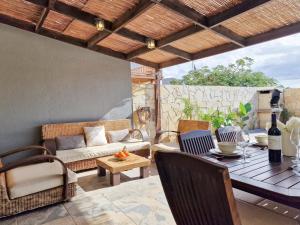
[147,39,156,49]
[95,18,105,31]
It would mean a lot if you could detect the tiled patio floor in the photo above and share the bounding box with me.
[1,163,300,225]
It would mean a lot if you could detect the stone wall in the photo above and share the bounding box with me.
[132,84,299,139]
[160,85,270,131]
[284,88,300,117]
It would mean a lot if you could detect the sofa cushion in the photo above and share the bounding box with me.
[56,135,86,150]
[151,143,180,152]
[56,141,151,163]
[84,126,107,147]
[107,129,129,143]
[6,161,77,199]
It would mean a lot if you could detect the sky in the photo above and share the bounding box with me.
[163,33,300,88]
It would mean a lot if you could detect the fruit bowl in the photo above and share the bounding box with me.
[114,148,129,161]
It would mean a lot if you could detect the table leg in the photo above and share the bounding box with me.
[110,173,120,186]
[140,166,150,178]
[97,166,106,177]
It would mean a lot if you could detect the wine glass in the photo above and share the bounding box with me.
[237,129,251,163]
[290,127,300,167]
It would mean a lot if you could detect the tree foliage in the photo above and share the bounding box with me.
[170,57,278,87]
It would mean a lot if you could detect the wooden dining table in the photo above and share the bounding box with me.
[203,147,300,209]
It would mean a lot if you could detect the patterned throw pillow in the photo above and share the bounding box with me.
[56,135,86,150]
[84,126,108,147]
[107,129,130,143]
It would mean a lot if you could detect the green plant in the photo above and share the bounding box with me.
[181,98,194,120]
[199,103,252,130]
[170,57,278,87]
[234,103,252,128]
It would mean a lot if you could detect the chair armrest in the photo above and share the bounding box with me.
[43,139,57,155]
[0,155,70,200]
[0,145,52,159]
[154,131,180,144]
[129,129,150,142]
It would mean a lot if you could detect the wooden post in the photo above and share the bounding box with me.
[154,69,162,132]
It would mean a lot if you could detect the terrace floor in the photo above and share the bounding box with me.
[1,162,300,225]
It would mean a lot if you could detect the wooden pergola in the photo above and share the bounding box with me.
[0,0,300,69]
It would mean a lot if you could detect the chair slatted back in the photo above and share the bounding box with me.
[178,130,215,155]
[155,151,241,225]
[216,126,241,143]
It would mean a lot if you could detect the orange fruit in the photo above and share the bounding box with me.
[120,152,126,158]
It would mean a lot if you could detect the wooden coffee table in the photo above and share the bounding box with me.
[96,153,151,186]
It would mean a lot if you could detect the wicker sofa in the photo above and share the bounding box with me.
[42,119,151,172]
[0,146,77,218]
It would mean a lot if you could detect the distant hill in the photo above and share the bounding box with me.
[162,77,176,85]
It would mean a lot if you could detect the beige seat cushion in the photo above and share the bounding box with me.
[56,141,151,163]
[237,200,298,225]
[6,161,77,199]
[151,143,180,152]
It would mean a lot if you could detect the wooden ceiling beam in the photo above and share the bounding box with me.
[112,0,155,32]
[157,25,204,48]
[192,43,239,60]
[159,58,188,69]
[127,25,203,59]
[131,58,160,69]
[211,25,246,47]
[160,45,192,61]
[35,0,56,33]
[87,0,154,48]
[25,0,148,45]
[0,13,158,69]
[208,0,272,28]
[156,0,208,27]
[35,8,50,33]
[246,21,300,46]
[161,22,300,68]
[127,46,153,60]
[155,0,246,47]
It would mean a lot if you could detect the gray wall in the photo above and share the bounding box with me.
[0,24,132,153]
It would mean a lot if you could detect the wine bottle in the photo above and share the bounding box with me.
[268,113,282,163]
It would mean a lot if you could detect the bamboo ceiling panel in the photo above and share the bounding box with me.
[0,0,42,24]
[43,11,73,33]
[82,0,139,22]
[125,4,192,40]
[222,0,300,38]
[137,49,178,64]
[63,20,98,40]
[178,0,242,16]
[97,33,143,54]
[58,0,88,9]
[170,30,229,53]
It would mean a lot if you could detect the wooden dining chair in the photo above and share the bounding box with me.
[216,126,241,143]
[178,130,215,155]
[155,151,241,225]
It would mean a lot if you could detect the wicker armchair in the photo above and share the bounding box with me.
[0,146,77,218]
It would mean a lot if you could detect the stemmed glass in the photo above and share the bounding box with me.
[237,129,251,163]
[290,128,300,168]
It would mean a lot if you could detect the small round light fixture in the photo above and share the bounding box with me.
[147,39,156,49]
[95,18,105,31]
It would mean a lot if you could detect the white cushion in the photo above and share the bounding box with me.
[6,161,77,199]
[237,200,298,225]
[84,126,107,147]
[107,129,129,143]
[56,141,150,163]
[151,143,180,152]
